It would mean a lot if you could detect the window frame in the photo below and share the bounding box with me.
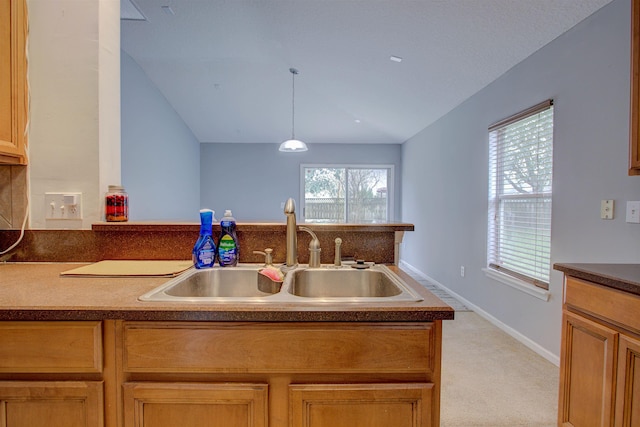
[486,100,554,292]
[299,164,395,223]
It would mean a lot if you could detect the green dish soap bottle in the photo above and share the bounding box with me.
[218,210,239,267]
[193,209,216,269]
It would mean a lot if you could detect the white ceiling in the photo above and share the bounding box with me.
[121,0,613,145]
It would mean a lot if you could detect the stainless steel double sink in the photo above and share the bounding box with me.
[139,264,423,303]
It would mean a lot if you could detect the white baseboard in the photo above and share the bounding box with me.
[399,260,560,367]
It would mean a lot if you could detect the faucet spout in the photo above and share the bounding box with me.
[284,198,298,268]
[300,226,321,268]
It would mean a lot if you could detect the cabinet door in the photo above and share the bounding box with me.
[616,335,640,427]
[559,311,618,427]
[123,382,268,427]
[632,0,640,174]
[0,0,27,165]
[0,381,103,427]
[289,383,434,427]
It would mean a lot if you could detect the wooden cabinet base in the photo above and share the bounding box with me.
[559,276,640,427]
[0,319,443,427]
[121,321,442,427]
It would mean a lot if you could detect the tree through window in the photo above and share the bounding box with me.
[302,166,392,223]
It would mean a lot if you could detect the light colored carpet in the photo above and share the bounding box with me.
[440,312,559,427]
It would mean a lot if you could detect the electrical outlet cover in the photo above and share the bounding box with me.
[600,200,614,220]
[45,192,83,220]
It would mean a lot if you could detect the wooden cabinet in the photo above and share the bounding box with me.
[289,383,434,427]
[558,311,617,426]
[616,335,640,427]
[632,0,640,174]
[0,381,104,427]
[559,276,640,427]
[0,319,442,427]
[123,382,268,427]
[0,321,105,427]
[0,0,28,165]
[0,321,103,373]
[121,321,442,427]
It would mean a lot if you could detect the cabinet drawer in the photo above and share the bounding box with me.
[565,277,640,335]
[0,321,103,373]
[123,322,435,375]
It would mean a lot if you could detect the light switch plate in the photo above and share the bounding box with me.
[626,201,640,223]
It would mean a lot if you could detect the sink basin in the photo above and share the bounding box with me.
[285,265,423,302]
[139,265,281,302]
[139,264,422,303]
[288,269,403,298]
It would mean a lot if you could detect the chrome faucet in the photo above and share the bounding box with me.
[284,198,322,268]
[300,226,321,268]
[284,198,298,268]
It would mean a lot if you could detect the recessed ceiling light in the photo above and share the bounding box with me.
[390,55,403,63]
[161,5,175,15]
[355,119,361,124]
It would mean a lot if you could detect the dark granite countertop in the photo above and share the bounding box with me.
[0,263,454,322]
[554,263,640,296]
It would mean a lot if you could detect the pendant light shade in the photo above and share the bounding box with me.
[279,139,307,152]
[279,68,308,152]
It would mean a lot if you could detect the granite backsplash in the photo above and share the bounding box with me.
[0,223,413,264]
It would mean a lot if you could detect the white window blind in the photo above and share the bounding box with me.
[487,100,553,289]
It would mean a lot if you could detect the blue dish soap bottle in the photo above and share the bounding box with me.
[193,209,216,269]
[218,210,239,267]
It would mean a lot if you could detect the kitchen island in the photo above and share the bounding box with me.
[0,262,453,427]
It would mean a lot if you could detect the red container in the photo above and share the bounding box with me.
[105,185,128,222]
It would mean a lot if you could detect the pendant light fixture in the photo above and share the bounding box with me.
[279,68,308,152]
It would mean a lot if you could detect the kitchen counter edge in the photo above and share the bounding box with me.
[554,262,640,297]
[0,263,454,322]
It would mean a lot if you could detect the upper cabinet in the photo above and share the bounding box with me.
[0,0,27,165]
[631,0,640,175]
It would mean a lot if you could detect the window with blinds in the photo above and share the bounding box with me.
[487,100,553,289]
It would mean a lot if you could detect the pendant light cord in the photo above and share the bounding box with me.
[290,68,298,140]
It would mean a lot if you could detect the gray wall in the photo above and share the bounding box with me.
[400,0,640,361]
[121,50,200,221]
[200,143,402,221]
[121,49,401,223]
